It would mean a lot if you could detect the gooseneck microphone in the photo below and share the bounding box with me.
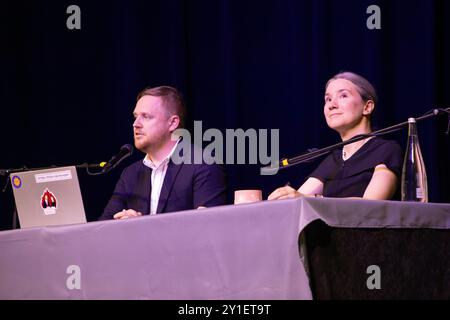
[100,144,133,173]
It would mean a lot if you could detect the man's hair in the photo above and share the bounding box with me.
[326,71,378,106]
[136,86,186,128]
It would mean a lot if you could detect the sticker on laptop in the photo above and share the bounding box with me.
[35,170,72,184]
[12,175,22,188]
[41,188,58,215]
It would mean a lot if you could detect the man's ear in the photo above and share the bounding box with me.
[168,115,180,132]
[363,100,375,116]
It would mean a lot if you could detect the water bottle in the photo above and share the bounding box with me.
[401,118,428,202]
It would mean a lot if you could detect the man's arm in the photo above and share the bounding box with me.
[192,163,227,208]
[98,169,129,220]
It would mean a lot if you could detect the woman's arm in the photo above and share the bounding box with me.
[268,164,397,201]
[268,177,323,200]
[298,177,324,196]
[362,164,398,200]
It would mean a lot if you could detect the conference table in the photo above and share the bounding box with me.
[0,197,449,299]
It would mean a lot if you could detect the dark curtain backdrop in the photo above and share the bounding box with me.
[1,0,449,229]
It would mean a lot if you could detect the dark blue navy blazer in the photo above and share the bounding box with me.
[98,151,227,220]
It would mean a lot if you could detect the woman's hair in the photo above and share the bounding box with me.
[326,71,378,105]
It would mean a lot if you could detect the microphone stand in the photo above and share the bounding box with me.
[263,107,450,172]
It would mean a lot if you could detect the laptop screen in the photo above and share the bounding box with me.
[11,166,87,228]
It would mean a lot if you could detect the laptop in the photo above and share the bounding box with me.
[10,166,87,228]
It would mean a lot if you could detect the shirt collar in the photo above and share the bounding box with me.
[143,139,180,170]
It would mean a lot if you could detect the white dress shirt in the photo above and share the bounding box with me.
[143,141,179,215]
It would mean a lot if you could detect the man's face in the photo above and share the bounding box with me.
[133,95,172,153]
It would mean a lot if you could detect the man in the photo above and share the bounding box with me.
[99,86,227,220]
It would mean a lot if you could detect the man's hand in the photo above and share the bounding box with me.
[113,209,143,220]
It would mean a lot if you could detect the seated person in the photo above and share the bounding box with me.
[99,86,227,220]
[269,71,402,201]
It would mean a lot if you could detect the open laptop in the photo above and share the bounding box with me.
[10,166,87,228]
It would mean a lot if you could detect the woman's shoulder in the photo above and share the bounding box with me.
[361,137,403,169]
[367,137,402,153]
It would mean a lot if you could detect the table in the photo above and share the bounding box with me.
[0,198,449,299]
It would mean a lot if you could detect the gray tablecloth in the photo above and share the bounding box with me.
[0,198,449,299]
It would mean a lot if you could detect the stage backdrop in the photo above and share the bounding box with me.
[1,0,449,229]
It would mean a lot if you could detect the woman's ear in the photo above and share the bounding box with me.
[363,100,375,116]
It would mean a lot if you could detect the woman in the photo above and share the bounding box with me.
[268,71,402,200]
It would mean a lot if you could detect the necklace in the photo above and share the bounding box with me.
[342,149,347,160]
[342,137,372,161]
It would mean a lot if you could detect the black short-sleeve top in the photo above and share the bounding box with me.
[308,137,403,198]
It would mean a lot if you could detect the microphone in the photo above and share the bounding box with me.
[100,144,133,173]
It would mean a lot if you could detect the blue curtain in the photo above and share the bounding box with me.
[1,0,449,228]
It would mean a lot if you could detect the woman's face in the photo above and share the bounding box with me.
[323,78,370,133]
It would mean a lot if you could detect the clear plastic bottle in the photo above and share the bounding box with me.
[401,118,428,202]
